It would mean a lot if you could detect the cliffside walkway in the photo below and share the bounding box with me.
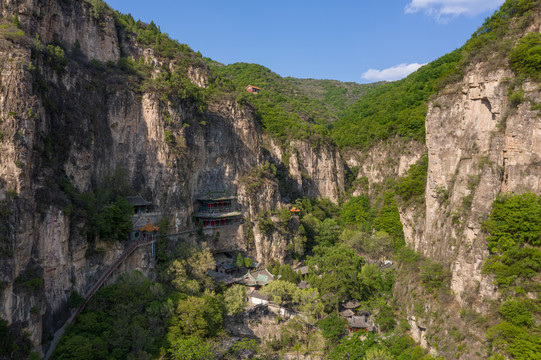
[44,238,155,360]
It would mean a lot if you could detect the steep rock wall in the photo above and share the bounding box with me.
[3,0,120,63]
[0,0,348,352]
[391,61,541,357]
[424,67,511,303]
[345,139,426,188]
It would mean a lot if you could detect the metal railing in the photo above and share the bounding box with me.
[44,238,155,360]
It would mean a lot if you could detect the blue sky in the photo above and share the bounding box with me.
[106,0,505,83]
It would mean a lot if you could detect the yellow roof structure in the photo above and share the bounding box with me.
[138,221,159,233]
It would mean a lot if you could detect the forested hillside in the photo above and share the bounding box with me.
[1,0,541,359]
[284,78,382,112]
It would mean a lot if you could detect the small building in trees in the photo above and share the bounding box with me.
[138,221,159,242]
[290,206,301,214]
[238,268,275,290]
[296,265,309,278]
[342,300,360,310]
[249,290,269,305]
[245,85,261,94]
[206,270,238,286]
[195,193,242,228]
[126,195,152,215]
[347,311,374,333]
[127,195,162,242]
[340,309,355,318]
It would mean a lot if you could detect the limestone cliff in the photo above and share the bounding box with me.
[0,0,346,352]
[395,40,541,360]
[2,0,541,358]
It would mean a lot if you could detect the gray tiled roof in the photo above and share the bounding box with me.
[126,195,151,206]
[348,315,371,329]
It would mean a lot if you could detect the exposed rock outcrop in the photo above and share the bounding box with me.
[0,1,346,353]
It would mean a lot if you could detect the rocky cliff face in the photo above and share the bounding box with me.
[3,0,120,63]
[2,0,541,357]
[395,60,541,356]
[0,0,346,352]
[423,68,510,303]
[422,63,541,304]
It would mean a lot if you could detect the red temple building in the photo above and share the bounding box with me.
[245,85,261,94]
[195,194,242,228]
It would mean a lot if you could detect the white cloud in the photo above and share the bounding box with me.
[405,0,504,21]
[361,63,425,82]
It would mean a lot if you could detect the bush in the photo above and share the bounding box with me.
[46,44,67,72]
[374,193,405,248]
[0,19,25,42]
[420,260,450,292]
[483,193,541,253]
[15,269,43,292]
[500,299,534,327]
[317,315,347,343]
[482,193,541,292]
[69,291,85,309]
[61,174,133,243]
[487,321,541,358]
[509,32,541,80]
[395,154,428,204]
[483,246,541,289]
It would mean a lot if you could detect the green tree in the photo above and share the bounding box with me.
[197,219,203,235]
[500,299,534,327]
[315,218,340,247]
[46,44,67,72]
[0,319,13,356]
[340,195,371,226]
[328,334,378,360]
[487,321,541,359]
[224,285,247,317]
[280,207,291,228]
[317,315,347,344]
[295,288,325,321]
[168,259,198,294]
[364,347,394,360]
[362,231,395,260]
[483,193,541,253]
[169,294,223,339]
[307,245,363,306]
[54,335,94,360]
[260,279,299,307]
[188,247,216,283]
[169,336,214,360]
[395,154,428,204]
[69,291,85,308]
[509,32,541,80]
[234,253,244,268]
[374,193,404,248]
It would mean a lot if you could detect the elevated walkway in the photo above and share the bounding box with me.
[44,238,155,360]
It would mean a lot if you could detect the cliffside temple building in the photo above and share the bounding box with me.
[126,195,162,242]
[195,193,242,228]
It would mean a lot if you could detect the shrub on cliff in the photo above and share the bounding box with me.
[395,154,428,205]
[509,32,541,81]
[482,193,541,293]
[483,193,541,253]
